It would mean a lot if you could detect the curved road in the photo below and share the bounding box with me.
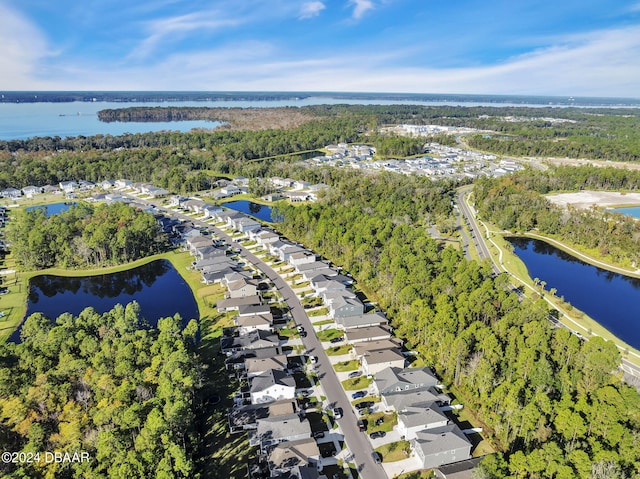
[455,188,640,380]
[129,195,387,479]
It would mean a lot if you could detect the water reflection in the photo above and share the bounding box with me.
[10,260,198,342]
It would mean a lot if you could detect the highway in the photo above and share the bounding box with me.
[454,187,640,380]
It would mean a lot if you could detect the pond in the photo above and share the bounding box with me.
[26,202,76,216]
[221,200,282,222]
[9,259,198,342]
[508,237,640,349]
[608,206,640,219]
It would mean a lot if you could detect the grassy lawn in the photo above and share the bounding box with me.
[278,327,300,340]
[301,296,323,308]
[375,440,412,463]
[333,360,360,372]
[364,412,397,433]
[308,307,329,317]
[325,344,352,356]
[397,471,434,479]
[341,376,373,391]
[312,319,335,327]
[317,328,344,342]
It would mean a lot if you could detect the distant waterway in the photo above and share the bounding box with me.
[222,200,282,222]
[0,93,626,141]
[9,259,198,343]
[508,237,640,349]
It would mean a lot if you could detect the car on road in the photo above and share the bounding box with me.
[348,371,362,379]
[351,391,367,400]
[309,356,317,364]
[357,419,366,431]
[329,336,344,343]
[372,452,382,463]
[300,331,308,338]
[355,401,374,410]
[369,431,386,439]
[296,325,305,333]
[332,407,343,419]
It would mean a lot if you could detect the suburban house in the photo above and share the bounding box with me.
[220,330,279,355]
[220,185,241,196]
[59,181,78,193]
[194,256,232,271]
[382,388,452,413]
[267,438,320,476]
[194,245,224,261]
[288,251,317,267]
[100,180,114,189]
[233,217,261,233]
[254,229,280,246]
[373,367,440,396]
[22,185,42,197]
[397,403,450,439]
[235,313,274,333]
[217,295,263,312]
[434,458,483,479]
[335,312,389,329]
[114,179,132,189]
[250,369,297,404]
[228,399,297,434]
[225,346,283,371]
[326,295,364,319]
[186,236,212,252]
[1,187,22,199]
[352,339,404,359]
[345,326,393,344]
[295,261,331,275]
[245,355,288,378]
[411,425,472,470]
[251,413,311,451]
[286,191,310,202]
[360,348,406,375]
[227,278,259,298]
[238,303,272,318]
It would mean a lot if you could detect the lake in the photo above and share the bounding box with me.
[9,259,198,342]
[508,237,640,349]
[609,206,640,219]
[0,94,617,141]
[0,101,222,140]
[26,202,76,216]
[222,200,282,222]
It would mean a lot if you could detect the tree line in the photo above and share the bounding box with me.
[276,171,640,478]
[0,303,199,478]
[473,166,640,267]
[6,203,167,270]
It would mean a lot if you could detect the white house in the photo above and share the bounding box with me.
[397,403,450,439]
[250,369,296,404]
[361,348,405,375]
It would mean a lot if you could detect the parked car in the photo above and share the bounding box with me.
[372,452,382,463]
[355,401,374,410]
[351,391,367,400]
[300,331,308,338]
[357,419,366,432]
[375,417,385,426]
[329,336,344,343]
[312,430,325,439]
[332,407,343,419]
[296,325,305,333]
[348,371,362,379]
[309,356,317,364]
[370,431,386,439]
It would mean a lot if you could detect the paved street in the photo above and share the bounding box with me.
[132,196,388,479]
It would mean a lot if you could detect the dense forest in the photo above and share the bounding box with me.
[6,203,167,269]
[277,172,640,478]
[473,166,640,266]
[0,304,199,479]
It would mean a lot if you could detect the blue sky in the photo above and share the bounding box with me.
[1,0,640,97]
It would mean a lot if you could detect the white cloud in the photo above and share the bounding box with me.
[299,1,325,19]
[349,0,374,20]
[0,4,57,89]
[128,9,243,60]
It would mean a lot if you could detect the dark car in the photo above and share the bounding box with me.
[329,336,344,343]
[348,371,362,379]
[300,331,308,338]
[372,452,382,463]
[369,431,386,439]
[357,419,366,431]
[355,401,374,410]
[332,407,343,419]
[312,431,325,439]
[351,391,367,400]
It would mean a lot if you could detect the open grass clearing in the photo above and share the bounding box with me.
[375,440,412,463]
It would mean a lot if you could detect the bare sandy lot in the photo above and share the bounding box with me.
[546,191,640,209]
